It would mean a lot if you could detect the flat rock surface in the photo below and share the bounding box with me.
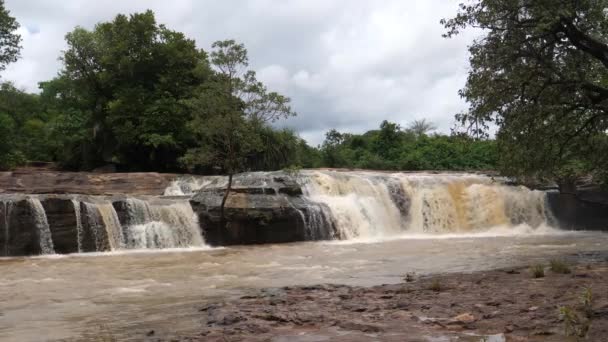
[141,263,608,341]
[0,169,179,195]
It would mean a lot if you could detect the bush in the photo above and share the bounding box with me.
[531,264,545,278]
[550,259,571,274]
[428,279,442,292]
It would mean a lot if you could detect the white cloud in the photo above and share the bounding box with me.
[3,0,474,145]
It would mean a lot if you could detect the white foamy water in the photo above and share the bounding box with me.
[299,170,553,240]
[27,197,55,254]
[123,198,205,249]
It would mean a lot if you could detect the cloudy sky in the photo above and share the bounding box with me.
[3,0,477,145]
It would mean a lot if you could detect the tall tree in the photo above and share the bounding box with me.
[183,40,295,227]
[57,10,210,170]
[0,0,20,73]
[442,0,608,184]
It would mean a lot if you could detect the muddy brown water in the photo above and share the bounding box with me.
[1,230,608,341]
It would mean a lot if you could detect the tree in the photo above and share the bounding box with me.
[57,10,210,170]
[442,0,608,184]
[406,119,436,137]
[0,0,21,73]
[321,129,346,167]
[209,40,296,123]
[183,40,295,228]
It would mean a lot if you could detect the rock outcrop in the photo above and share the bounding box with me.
[547,183,608,231]
[0,169,179,195]
[190,173,335,246]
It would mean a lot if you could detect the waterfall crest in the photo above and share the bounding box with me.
[299,171,553,239]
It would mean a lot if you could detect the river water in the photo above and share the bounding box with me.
[1,170,608,340]
[1,229,608,341]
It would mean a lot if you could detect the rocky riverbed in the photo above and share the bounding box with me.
[142,262,608,341]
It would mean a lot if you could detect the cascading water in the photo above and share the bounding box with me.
[1,200,11,255]
[122,198,205,249]
[299,170,554,239]
[27,197,55,254]
[71,199,84,252]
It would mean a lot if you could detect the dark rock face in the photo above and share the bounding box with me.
[190,174,334,246]
[78,201,111,252]
[0,199,43,256]
[548,188,608,230]
[192,191,307,246]
[41,198,79,254]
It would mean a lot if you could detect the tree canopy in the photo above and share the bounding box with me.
[0,0,20,73]
[442,0,608,184]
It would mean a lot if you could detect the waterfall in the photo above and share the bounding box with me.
[27,198,55,254]
[122,198,205,249]
[71,199,84,252]
[163,177,218,196]
[1,200,10,256]
[299,170,553,239]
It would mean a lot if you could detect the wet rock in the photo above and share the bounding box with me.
[0,199,42,256]
[191,172,336,246]
[41,197,79,254]
[337,321,384,333]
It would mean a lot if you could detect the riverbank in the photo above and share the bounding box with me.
[172,261,608,341]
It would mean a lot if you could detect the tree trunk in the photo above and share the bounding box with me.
[219,172,233,230]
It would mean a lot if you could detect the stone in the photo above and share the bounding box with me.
[190,172,335,246]
[337,321,384,333]
[0,169,178,195]
[41,197,79,254]
[451,313,476,324]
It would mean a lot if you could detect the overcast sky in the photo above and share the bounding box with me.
[3,0,477,145]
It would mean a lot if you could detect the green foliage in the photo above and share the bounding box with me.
[559,287,594,340]
[0,0,21,72]
[56,10,210,170]
[560,306,590,339]
[318,121,497,171]
[181,39,296,175]
[581,287,594,319]
[0,82,50,168]
[531,264,545,278]
[443,0,608,185]
[549,259,572,274]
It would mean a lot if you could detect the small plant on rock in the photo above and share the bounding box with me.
[550,259,571,274]
[428,279,442,292]
[560,306,590,340]
[531,264,545,278]
[580,287,593,318]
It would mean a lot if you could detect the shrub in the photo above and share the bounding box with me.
[428,279,442,292]
[550,259,571,274]
[531,264,545,278]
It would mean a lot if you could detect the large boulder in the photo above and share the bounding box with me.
[547,182,608,231]
[190,173,335,246]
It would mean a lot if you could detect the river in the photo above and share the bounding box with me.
[1,229,607,341]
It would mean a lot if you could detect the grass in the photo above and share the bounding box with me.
[559,287,594,340]
[428,279,442,292]
[550,259,572,274]
[531,264,545,278]
[581,287,593,318]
